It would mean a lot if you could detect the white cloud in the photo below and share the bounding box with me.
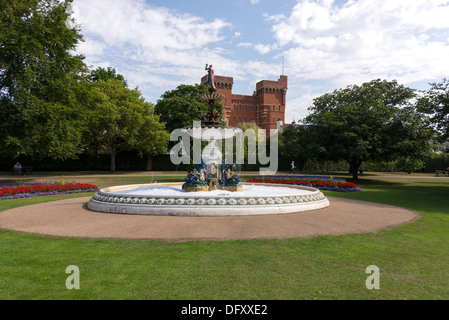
[75,39,105,59]
[250,0,261,4]
[72,0,235,101]
[236,42,275,55]
[237,42,253,48]
[73,0,230,60]
[286,93,319,123]
[254,43,272,54]
[269,0,449,89]
[232,32,242,41]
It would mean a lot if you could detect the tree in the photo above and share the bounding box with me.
[155,84,224,133]
[279,124,309,171]
[0,0,87,160]
[417,78,449,140]
[85,79,169,171]
[304,79,434,179]
[90,66,127,87]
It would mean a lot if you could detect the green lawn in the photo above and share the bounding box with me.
[0,173,448,299]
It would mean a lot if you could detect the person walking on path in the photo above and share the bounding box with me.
[289,161,296,175]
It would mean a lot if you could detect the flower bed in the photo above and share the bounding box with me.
[246,175,362,192]
[0,182,99,200]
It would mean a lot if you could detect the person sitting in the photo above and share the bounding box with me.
[13,162,23,175]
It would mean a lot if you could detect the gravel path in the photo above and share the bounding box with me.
[0,196,418,242]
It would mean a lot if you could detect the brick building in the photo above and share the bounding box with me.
[201,74,287,131]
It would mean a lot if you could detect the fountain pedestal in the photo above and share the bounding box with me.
[183,185,243,192]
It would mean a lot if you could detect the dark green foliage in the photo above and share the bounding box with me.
[90,66,128,87]
[83,79,169,171]
[155,84,224,133]
[303,79,434,179]
[0,0,87,159]
[417,78,449,140]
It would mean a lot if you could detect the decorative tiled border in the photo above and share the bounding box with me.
[90,183,328,207]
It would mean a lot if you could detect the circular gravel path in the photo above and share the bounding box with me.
[0,196,418,242]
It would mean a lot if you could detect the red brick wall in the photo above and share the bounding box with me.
[201,75,287,132]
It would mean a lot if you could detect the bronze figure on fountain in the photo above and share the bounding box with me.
[181,65,242,192]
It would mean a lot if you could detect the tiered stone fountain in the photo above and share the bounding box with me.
[87,65,330,216]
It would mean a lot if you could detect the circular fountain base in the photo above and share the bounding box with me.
[87,183,330,216]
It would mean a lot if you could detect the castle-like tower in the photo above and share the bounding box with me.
[201,74,287,131]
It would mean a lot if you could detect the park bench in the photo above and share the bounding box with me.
[435,169,449,177]
[10,166,33,176]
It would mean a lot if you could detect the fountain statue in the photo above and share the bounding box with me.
[181,64,242,192]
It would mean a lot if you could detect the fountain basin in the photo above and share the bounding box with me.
[87,182,330,216]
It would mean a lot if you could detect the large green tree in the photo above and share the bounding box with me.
[417,78,449,140]
[304,79,434,179]
[85,79,169,172]
[155,84,223,133]
[0,0,87,160]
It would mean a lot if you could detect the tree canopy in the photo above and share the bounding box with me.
[417,78,449,140]
[84,79,169,171]
[90,66,128,87]
[303,79,434,179]
[155,84,224,133]
[0,0,87,159]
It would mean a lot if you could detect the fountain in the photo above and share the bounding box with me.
[87,65,330,216]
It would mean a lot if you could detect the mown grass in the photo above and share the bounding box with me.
[0,173,448,300]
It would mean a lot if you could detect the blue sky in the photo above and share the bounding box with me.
[72,0,449,123]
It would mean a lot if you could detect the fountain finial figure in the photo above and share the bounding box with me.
[205,64,216,90]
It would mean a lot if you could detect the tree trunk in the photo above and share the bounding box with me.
[110,151,116,172]
[146,156,153,171]
[349,159,362,180]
